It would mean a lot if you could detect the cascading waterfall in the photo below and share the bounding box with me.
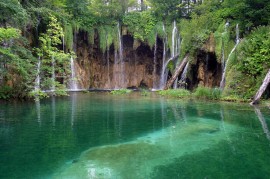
[220,24,240,89]
[106,38,111,89]
[152,34,158,89]
[158,21,181,90]
[51,56,55,91]
[113,22,125,89]
[69,57,79,90]
[118,22,125,88]
[236,24,240,44]
[179,62,189,89]
[171,21,181,89]
[34,56,41,91]
[158,23,168,89]
[114,46,119,89]
[220,22,229,84]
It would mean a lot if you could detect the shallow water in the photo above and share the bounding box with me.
[0,93,270,178]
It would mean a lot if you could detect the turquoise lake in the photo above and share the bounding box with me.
[0,92,270,178]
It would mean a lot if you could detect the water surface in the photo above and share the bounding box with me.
[0,93,270,178]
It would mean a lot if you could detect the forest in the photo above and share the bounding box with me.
[0,0,270,102]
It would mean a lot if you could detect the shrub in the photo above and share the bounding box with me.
[193,86,221,100]
[0,86,12,99]
[110,89,132,95]
[140,89,150,96]
[158,89,190,98]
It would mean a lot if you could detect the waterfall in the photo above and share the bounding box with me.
[69,57,79,90]
[158,23,168,89]
[114,46,119,89]
[113,22,125,89]
[51,56,55,91]
[34,56,41,91]
[220,24,240,89]
[236,24,240,44]
[107,41,111,89]
[179,62,189,89]
[171,20,177,57]
[153,34,158,89]
[171,20,181,89]
[118,22,125,88]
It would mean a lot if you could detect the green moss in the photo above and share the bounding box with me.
[63,23,73,51]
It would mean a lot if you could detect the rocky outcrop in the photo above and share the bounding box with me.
[187,34,222,90]
[72,30,164,89]
[67,30,222,90]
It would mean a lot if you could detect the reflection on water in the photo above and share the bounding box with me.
[52,96,56,127]
[35,99,41,126]
[71,93,76,127]
[254,106,270,140]
[0,93,270,179]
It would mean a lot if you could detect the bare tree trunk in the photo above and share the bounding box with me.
[164,55,188,90]
[250,69,270,105]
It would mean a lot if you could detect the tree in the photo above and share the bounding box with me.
[35,15,71,94]
[0,0,29,27]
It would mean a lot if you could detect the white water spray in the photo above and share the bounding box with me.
[51,56,55,91]
[69,57,79,90]
[220,24,240,89]
[34,56,41,91]
[179,62,189,89]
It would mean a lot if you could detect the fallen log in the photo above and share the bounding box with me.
[250,69,270,105]
[164,55,188,90]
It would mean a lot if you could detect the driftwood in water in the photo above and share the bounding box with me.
[164,55,188,90]
[251,69,270,105]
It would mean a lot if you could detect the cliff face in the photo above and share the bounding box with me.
[72,30,221,90]
[188,34,222,89]
[73,30,164,89]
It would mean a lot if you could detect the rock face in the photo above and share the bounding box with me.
[70,30,222,90]
[188,51,222,89]
[187,34,222,89]
[73,31,163,89]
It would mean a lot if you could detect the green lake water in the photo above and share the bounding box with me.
[1,92,270,179]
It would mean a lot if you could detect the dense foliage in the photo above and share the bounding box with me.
[0,0,270,99]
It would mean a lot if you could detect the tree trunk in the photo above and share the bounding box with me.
[250,69,270,105]
[164,55,188,90]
